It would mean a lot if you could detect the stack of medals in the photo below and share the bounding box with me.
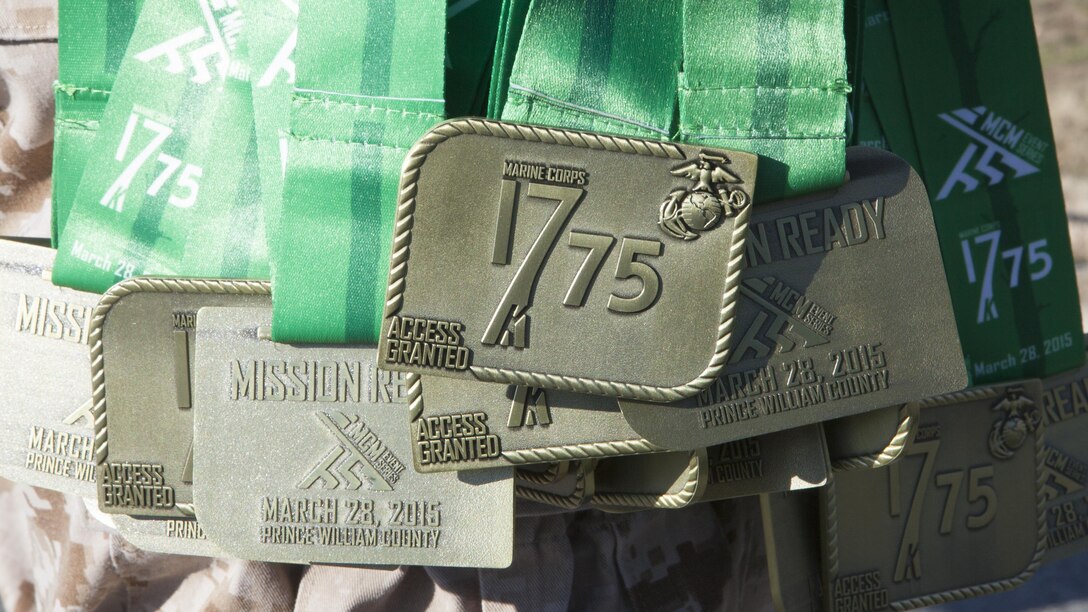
[3,0,1086,608]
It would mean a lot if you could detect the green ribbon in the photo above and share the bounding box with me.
[678,0,849,200]
[53,0,144,243]
[446,0,503,118]
[501,0,682,139]
[247,0,298,265]
[51,0,270,292]
[487,0,533,119]
[500,0,847,200]
[270,0,446,344]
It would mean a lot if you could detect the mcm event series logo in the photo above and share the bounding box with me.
[299,412,407,491]
[936,106,1047,201]
[659,152,750,240]
[729,276,836,364]
[1042,445,1088,502]
[134,0,247,83]
[989,386,1042,460]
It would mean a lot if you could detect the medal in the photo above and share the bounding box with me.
[192,307,515,567]
[590,425,829,511]
[820,381,1046,609]
[515,460,596,510]
[409,374,664,471]
[619,147,967,447]
[90,277,270,521]
[1037,342,1088,563]
[379,118,757,401]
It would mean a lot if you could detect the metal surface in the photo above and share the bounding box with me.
[192,307,515,568]
[619,147,968,447]
[0,239,98,497]
[379,118,758,401]
[409,374,663,472]
[699,424,829,501]
[590,450,706,510]
[827,403,918,471]
[514,460,596,510]
[92,278,271,518]
[82,498,227,557]
[589,424,829,511]
[1038,344,1088,565]
[112,514,228,558]
[820,380,1046,610]
[761,490,822,612]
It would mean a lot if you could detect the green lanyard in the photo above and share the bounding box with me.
[51,0,270,292]
[248,0,298,264]
[678,0,848,200]
[53,0,144,242]
[270,0,446,344]
[500,0,847,200]
[500,0,682,140]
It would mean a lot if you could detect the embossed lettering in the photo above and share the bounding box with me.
[745,198,886,267]
[14,294,91,344]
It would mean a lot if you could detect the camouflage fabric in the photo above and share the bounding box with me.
[0,0,55,237]
[0,477,771,611]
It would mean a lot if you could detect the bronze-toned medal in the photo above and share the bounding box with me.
[91,278,271,519]
[590,425,829,511]
[408,374,663,472]
[379,119,757,401]
[820,381,1046,610]
[515,460,596,510]
[590,450,707,511]
[192,307,515,568]
[619,147,967,448]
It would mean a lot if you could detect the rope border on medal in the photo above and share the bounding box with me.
[501,438,668,464]
[406,372,670,465]
[383,117,754,402]
[515,462,569,486]
[830,404,919,472]
[588,450,705,510]
[89,277,272,518]
[822,384,1048,609]
[514,459,595,509]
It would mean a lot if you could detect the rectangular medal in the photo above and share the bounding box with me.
[91,277,271,518]
[619,147,967,448]
[192,307,515,568]
[0,240,98,497]
[820,380,1046,610]
[761,490,822,612]
[1038,343,1088,563]
[379,118,758,401]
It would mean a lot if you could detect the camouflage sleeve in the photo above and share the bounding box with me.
[0,0,56,237]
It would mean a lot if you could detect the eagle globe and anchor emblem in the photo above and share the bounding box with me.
[658,152,751,240]
[988,386,1042,460]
